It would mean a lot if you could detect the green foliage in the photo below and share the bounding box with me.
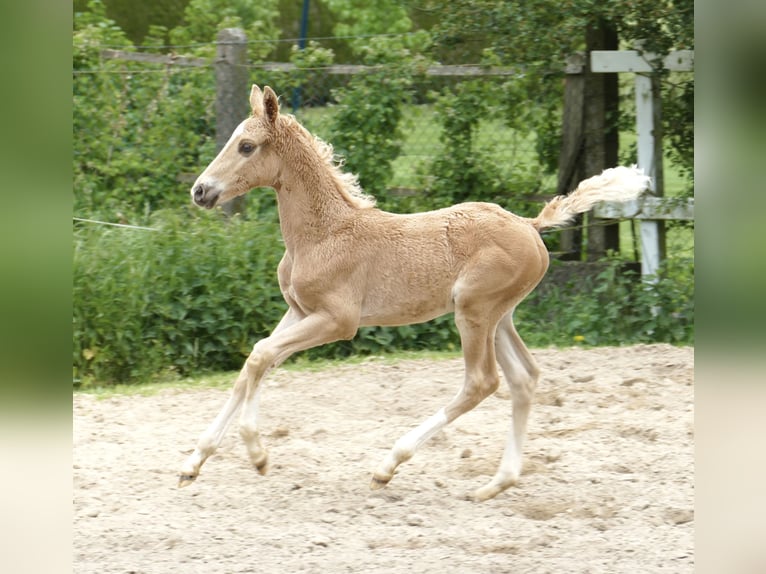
[327,39,424,203]
[516,256,694,347]
[73,0,190,46]
[663,78,694,197]
[324,0,411,35]
[283,41,336,106]
[428,0,694,204]
[73,209,286,385]
[416,76,549,217]
[73,0,133,62]
[419,80,504,204]
[323,0,414,54]
[429,0,693,66]
[168,0,280,61]
[74,2,215,223]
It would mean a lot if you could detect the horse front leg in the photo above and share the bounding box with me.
[237,309,357,478]
[178,366,248,487]
[179,307,357,486]
[177,307,302,487]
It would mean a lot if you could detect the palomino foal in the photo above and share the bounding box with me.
[180,85,650,501]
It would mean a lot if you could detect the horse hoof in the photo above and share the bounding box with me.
[248,451,269,475]
[471,480,513,502]
[369,475,390,490]
[254,459,269,475]
[178,474,197,488]
[468,488,496,502]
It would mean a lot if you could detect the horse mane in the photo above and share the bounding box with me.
[280,114,377,209]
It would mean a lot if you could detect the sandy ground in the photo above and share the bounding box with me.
[73,344,693,573]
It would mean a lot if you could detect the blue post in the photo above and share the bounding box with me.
[292,0,310,113]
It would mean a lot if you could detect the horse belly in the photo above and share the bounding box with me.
[359,261,455,327]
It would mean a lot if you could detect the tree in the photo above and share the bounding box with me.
[426,0,694,258]
[168,0,280,61]
[73,0,190,45]
[323,0,412,38]
[428,0,693,64]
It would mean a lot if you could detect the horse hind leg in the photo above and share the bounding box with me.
[371,304,500,491]
[369,408,450,490]
[472,310,540,501]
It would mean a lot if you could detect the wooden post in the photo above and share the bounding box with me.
[583,20,620,260]
[215,28,249,217]
[635,72,666,279]
[590,48,693,280]
[558,53,586,259]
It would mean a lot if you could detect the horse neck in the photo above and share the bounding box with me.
[272,132,356,250]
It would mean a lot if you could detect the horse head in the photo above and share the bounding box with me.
[191,85,282,209]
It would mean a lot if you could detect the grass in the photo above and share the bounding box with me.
[75,348,463,398]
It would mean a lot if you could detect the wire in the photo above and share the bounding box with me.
[84,31,421,52]
[73,68,206,76]
[73,217,159,232]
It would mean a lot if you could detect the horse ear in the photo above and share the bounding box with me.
[263,86,280,125]
[250,84,264,116]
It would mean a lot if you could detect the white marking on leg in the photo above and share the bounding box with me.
[179,378,245,483]
[473,418,527,501]
[373,408,448,485]
[239,383,269,472]
[495,416,526,482]
[473,312,537,500]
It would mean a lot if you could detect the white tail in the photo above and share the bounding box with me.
[531,165,651,231]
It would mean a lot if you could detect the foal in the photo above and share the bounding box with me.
[179,85,650,501]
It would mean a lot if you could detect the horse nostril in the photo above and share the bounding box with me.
[193,184,206,202]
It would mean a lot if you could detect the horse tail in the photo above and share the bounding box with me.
[530,165,650,232]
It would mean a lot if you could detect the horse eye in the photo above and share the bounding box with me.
[239,142,256,155]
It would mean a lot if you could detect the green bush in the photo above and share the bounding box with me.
[73,209,285,384]
[328,38,423,204]
[516,256,694,347]
[72,207,462,385]
[74,206,692,386]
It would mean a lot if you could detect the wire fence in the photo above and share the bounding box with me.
[75,57,542,186]
[74,32,554,219]
[73,31,693,269]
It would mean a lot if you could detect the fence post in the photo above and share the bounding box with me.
[558,53,586,259]
[589,46,694,280]
[583,20,620,260]
[635,70,666,279]
[215,28,249,217]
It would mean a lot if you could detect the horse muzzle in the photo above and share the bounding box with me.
[191,182,221,209]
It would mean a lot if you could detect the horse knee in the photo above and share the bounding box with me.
[245,344,276,379]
